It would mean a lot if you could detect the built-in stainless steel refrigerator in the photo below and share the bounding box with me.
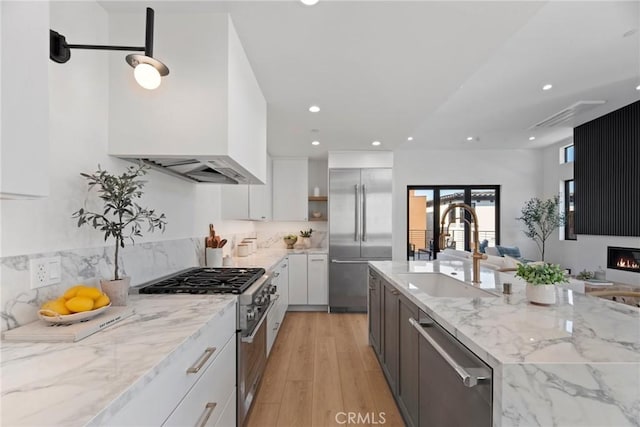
[329,168,392,312]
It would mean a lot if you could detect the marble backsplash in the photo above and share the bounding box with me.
[0,228,327,332]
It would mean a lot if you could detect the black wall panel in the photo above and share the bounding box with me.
[574,100,640,236]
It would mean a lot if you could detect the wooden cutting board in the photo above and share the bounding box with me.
[2,306,134,343]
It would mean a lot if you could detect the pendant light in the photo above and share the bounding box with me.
[50,8,169,90]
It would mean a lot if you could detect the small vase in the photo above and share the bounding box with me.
[100,277,131,306]
[526,283,556,305]
[301,237,312,249]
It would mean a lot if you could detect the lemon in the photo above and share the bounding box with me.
[76,287,102,301]
[41,299,71,316]
[63,284,89,300]
[65,296,95,313]
[93,293,111,309]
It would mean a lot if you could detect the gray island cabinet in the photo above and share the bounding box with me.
[368,261,640,427]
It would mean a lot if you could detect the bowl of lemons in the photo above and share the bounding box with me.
[38,284,111,324]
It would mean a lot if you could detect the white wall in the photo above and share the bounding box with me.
[392,148,542,261]
[542,140,639,285]
[0,2,241,258]
[328,151,393,169]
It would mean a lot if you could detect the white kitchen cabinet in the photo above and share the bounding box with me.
[221,155,272,220]
[307,254,328,305]
[0,1,49,199]
[277,258,289,311]
[163,336,236,427]
[272,158,308,221]
[287,253,308,305]
[105,306,236,426]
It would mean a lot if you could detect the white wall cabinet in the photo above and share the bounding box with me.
[221,155,272,220]
[0,1,49,199]
[288,253,308,304]
[307,254,328,305]
[105,306,237,426]
[272,158,308,221]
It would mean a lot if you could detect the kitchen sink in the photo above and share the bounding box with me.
[395,273,498,298]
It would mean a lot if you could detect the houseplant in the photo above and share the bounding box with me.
[72,163,167,305]
[516,196,564,261]
[299,228,313,249]
[516,263,567,305]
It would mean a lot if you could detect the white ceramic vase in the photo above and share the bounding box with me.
[100,277,131,306]
[526,283,556,305]
[301,237,312,249]
[205,248,223,267]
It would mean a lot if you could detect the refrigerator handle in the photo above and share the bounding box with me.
[354,184,359,242]
[362,184,367,241]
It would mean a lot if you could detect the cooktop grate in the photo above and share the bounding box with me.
[138,267,266,294]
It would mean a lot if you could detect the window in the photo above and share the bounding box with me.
[407,186,500,260]
[565,179,576,240]
[563,145,575,163]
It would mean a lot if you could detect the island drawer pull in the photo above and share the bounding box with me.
[409,318,489,388]
[187,347,217,374]
[198,402,217,427]
[391,289,400,296]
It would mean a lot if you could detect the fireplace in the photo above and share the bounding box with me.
[607,246,640,273]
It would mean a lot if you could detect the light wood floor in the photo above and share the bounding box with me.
[246,312,405,427]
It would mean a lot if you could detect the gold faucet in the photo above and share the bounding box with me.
[438,203,487,283]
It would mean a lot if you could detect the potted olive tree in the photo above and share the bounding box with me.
[73,163,167,305]
[517,196,565,261]
[516,263,567,305]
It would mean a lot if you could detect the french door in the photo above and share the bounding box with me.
[407,185,501,260]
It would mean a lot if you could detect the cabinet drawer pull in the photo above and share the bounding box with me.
[187,347,217,374]
[198,402,217,427]
[273,272,280,277]
[310,259,324,262]
[391,289,400,296]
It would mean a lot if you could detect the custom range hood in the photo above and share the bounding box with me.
[139,158,255,184]
[108,13,267,185]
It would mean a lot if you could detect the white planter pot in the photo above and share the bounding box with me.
[526,283,557,305]
[301,237,311,249]
[100,277,131,306]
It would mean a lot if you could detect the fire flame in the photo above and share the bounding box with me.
[616,258,640,269]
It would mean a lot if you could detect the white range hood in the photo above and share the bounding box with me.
[108,12,267,184]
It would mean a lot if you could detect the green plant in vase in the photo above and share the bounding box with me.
[516,263,567,305]
[72,163,167,304]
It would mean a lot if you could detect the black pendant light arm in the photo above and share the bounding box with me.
[50,8,155,62]
[65,44,145,52]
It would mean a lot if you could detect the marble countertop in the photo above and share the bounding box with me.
[369,260,640,367]
[1,294,236,427]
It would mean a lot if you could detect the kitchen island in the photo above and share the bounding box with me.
[369,260,640,427]
[1,294,236,426]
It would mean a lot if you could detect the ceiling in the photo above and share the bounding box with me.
[101,1,640,159]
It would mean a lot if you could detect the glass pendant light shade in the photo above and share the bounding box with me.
[134,63,162,90]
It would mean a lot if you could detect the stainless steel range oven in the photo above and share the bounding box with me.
[136,267,276,427]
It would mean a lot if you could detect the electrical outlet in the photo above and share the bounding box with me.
[30,257,62,289]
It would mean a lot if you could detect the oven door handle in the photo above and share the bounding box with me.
[241,300,275,343]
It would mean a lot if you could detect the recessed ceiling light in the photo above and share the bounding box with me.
[529,136,536,141]
[371,141,381,146]
[466,136,474,141]
[308,105,320,113]
[311,141,320,146]
[300,0,319,5]
[542,84,553,91]
[636,84,640,91]
[407,136,414,141]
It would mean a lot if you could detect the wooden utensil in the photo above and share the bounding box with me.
[218,239,227,248]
